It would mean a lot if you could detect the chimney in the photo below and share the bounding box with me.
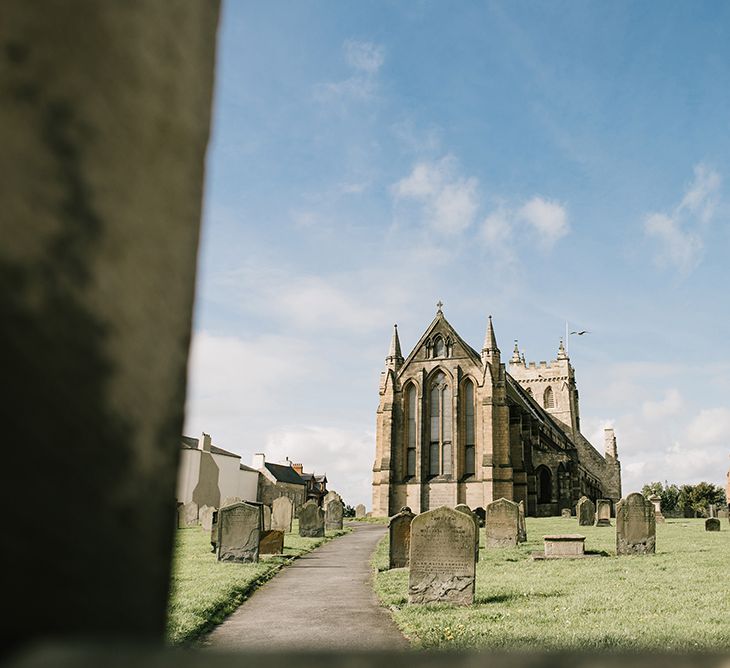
[252,453,266,470]
[292,463,303,475]
[604,428,617,459]
[199,432,212,452]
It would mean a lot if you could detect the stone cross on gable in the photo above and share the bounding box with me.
[436,300,443,313]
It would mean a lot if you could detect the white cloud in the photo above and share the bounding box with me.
[641,388,682,421]
[686,407,730,446]
[344,40,385,74]
[517,197,569,249]
[481,209,513,246]
[392,155,479,235]
[644,163,721,274]
[264,426,374,507]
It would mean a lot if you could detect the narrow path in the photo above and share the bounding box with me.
[203,523,408,651]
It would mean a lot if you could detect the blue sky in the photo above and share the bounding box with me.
[185,1,730,507]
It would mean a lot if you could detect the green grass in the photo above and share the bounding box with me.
[167,520,349,645]
[373,517,730,652]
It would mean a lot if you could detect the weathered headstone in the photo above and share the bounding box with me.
[595,499,612,526]
[705,518,720,532]
[616,492,656,555]
[355,504,366,518]
[199,504,215,532]
[177,501,199,528]
[455,504,480,562]
[389,506,415,569]
[325,498,344,531]
[271,496,293,533]
[259,529,285,554]
[262,505,272,531]
[561,508,572,518]
[517,500,527,543]
[473,507,486,527]
[221,496,242,508]
[648,494,665,523]
[323,490,341,508]
[408,506,476,605]
[299,500,325,537]
[485,498,519,549]
[576,496,595,526]
[217,502,260,563]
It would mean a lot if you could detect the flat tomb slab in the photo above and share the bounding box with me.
[543,534,585,557]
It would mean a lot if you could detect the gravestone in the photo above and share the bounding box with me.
[616,492,656,555]
[325,497,344,531]
[177,501,199,528]
[576,496,595,526]
[299,500,325,537]
[355,504,366,518]
[705,518,720,532]
[542,534,586,557]
[271,496,293,533]
[708,504,716,518]
[210,509,219,553]
[259,529,285,554]
[408,506,476,605]
[455,504,480,562]
[517,500,527,543]
[262,505,272,531]
[595,499,612,526]
[485,498,519,549]
[199,505,215,532]
[323,490,341,508]
[561,508,572,518]
[221,496,242,507]
[648,494,665,523]
[473,507,486,527]
[217,502,260,563]
[389,506,415,569]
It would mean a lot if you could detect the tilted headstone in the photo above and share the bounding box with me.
[455,504,480,562]
[323,490,341,508]
[595,499,612,526]
[262,505,272,531]
[259,529,285,554]
[177,501,199,528]
[408,506,476,605]
[199,504,215,532]
[561,508,572,518]
[473,507,486,527]
[388,506,415,569]
[271,496,293,533]
[485,498,519,549]
[355,504,366,518]
[299,500,325,537]
[616,492,656,555]
[517,500,527,543]
[576,496,595,526]
[325,498,344,531]
[217,502,260,563]
[648,494,665,523]
[705,518,720,532]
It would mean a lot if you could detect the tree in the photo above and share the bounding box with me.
[677,482,726,516]
[641,481,680,512]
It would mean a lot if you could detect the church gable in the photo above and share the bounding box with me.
[399,313,481,374]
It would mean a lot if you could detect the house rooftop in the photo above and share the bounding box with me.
[264,462,306,485]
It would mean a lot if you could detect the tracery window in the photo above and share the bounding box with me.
[405,384,417,478]
[428,371,452,476]
[433,335,445,358]
[544,386,555,408]
[463,379,475,476]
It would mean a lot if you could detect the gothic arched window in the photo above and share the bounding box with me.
[537,465,552,504]
[544,386,555,409]
[462,379,476,476]
[433,336,445,358]
[428,371,452,476]
[405,384,417,478]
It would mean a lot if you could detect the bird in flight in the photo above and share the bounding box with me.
[570,330,590,335]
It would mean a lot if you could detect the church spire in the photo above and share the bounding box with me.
[511,340,522,364]
[481,315,500,366]
[386,324,404,370]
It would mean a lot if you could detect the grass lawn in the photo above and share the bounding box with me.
[373,517,730,651]
[167,520,349,645]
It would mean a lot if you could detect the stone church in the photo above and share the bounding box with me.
[372,305,622,517]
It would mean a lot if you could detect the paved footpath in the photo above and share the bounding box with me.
[203,523,408,651]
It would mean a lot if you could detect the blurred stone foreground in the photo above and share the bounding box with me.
[0,3,726,668]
